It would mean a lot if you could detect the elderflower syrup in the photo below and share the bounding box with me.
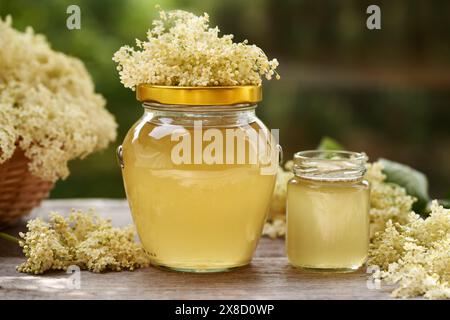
[119,85,278,272]
[286,150,370,272]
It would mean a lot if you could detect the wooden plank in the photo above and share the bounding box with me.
[0,199,396,300]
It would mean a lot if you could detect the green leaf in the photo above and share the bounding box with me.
[379,158,430,213]
[438,199,450,209]
[317,136,345,151]
[445,189,450,200]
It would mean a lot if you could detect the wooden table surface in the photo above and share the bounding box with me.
[0,199,396,300]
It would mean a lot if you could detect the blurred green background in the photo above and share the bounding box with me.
[1,0,449,199]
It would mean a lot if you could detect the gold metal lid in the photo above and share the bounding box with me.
[136,84,262,106]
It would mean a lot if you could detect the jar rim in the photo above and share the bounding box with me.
[293,150,368,182]
[136,84,262,106]
[294,150,367,162]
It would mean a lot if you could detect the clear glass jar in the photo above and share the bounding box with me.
[286,150,370,272]
[118,85,278,272]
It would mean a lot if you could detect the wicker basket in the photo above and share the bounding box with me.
[0,149,54,227]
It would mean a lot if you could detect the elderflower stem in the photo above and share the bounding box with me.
[0,231,20,244]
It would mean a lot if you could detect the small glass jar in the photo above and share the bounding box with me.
[286,150,370,272]
[118,85,278,272]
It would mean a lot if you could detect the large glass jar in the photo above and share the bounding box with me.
[286,150,370,272]
[119,85,278,272]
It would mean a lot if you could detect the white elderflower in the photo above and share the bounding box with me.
[112,9,279,89]
[262,161,293,238]
[269,162,294,218]
[364,162,416,238]
[17,210,150,274]
[16,218,74,274]
[263,218,286,239]
[369,201,450,299]
[0,17,117,181]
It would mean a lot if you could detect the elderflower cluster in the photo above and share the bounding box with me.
[0,17,117,181]
[369,201,450,299]
[364,162,416,238]
[262,161,293,238]
[263,218,286,239]
[17,210,150,274]
[112,9,279,89]
[269,161,294,219]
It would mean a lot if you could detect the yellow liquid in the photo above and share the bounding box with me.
[286,178,369,271]
[122,117,276,271]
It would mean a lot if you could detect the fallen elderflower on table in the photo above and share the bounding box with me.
[0,210,150,274]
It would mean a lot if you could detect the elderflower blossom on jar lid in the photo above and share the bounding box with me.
[112,8,279,89]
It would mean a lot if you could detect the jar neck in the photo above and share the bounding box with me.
[293,150,367,182]
[142,102,258,127]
